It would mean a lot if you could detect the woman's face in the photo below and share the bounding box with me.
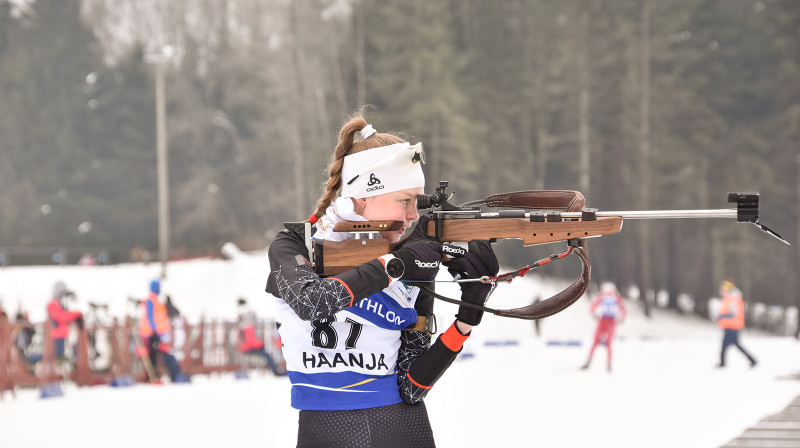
[358,187,423,243]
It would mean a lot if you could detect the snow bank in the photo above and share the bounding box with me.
[2,254,799,448]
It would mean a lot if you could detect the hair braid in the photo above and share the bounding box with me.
[311,116,366,219]
[311,109,406,221]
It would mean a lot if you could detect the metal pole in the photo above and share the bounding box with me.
[155,60,169,279]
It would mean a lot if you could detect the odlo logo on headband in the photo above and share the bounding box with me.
[367,173,381,186]
[366,173,384,192]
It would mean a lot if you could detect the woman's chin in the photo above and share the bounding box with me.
[383,230,405,244]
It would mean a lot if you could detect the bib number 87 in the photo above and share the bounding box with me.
[311,317,362,350]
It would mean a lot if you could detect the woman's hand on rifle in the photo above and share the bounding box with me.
[390,216,466,282]
[445,240,499,332]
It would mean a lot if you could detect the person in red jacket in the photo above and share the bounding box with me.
[716,280,757,368]
[47,281,83,358]
[581,282,627,372]
[237,298,285,375]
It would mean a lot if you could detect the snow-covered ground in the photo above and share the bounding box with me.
[2,251,799,448]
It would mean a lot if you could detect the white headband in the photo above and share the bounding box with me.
[341,142,425,198]
[360,124,376,140]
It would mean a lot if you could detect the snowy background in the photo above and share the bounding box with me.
[1,249,799,448]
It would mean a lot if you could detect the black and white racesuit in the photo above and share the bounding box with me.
[266,225,465,448]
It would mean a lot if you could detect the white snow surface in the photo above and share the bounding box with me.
[2,251,799,448]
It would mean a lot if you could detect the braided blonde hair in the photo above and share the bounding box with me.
[311,110,405,220]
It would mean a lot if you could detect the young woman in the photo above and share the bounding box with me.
[266,111,499,448]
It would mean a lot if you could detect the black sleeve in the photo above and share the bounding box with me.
[265,230,392,321]
[397,329,434,404]
[396,289,461,404]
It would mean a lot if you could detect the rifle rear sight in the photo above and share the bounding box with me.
[416,181,481,240]
[416,181,468,212]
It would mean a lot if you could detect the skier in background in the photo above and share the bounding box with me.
[237,298,284,375]
[716,280,757,368]
[47,281,83,359]
[581,282,627,372]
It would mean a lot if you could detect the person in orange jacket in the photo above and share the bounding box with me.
[47,281,83,358]
[716,280,757,368]
[139,279,188,382]
[581,282,627,372]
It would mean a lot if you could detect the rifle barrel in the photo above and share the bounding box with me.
[563,209,738,220]
[468,209,739,220]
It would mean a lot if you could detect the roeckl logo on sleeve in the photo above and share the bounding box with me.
[366,173,384,192]
[415,260,439,268]
[442,245,466,256]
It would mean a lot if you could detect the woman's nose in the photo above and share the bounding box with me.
[407,205,420,222]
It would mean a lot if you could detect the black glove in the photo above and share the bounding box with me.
[391,216,465,282]
[445,240,499,326]
[149,333,161,351]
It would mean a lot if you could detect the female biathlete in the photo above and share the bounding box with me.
[266,110,498,447]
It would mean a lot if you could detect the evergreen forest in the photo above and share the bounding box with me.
[1,0,798,319]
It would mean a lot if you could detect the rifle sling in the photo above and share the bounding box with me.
[418,245,591,320]
[496,246,590,320]
[482,190,585,212]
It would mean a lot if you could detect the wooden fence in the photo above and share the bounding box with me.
[0,314,283,399]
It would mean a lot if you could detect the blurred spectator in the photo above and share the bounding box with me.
[14,309,36,372]
[139,279,189,382]
[165,295,187,360]
[0,296,6,319]
[581,282,627,372]
[47,281,83,358]
[85,301,113,368]
[237,298,284,375]
[78,253,96,266]
[716,280,757,368]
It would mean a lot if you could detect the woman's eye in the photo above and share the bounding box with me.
[400,199,410,206]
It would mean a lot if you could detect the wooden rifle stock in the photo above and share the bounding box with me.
[314,239,392,276]
[314,215,622,276]
[313,221,400,275]
[424,215,623,246]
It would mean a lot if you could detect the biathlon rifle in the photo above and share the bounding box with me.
[301,181,788,320]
